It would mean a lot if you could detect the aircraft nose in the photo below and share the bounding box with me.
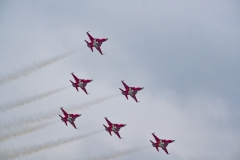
[141,87,144,89]
[90,79,93,81]
[124,124,127,126]
[106,38,108,41]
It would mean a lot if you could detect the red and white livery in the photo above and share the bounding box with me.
[59,108,81,129]
[150,133,175,154]
[70,72,93,94]
[85,32,108,55]
[119,80,144,102]
[103,117,126,139]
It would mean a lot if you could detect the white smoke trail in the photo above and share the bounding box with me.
[0,86,69,112]
[1,94,119,131]
[0,48,80,85]
[86,146,149,160]
[1,130,103,160]
[0,120,57,142]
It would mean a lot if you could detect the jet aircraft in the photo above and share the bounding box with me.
[103,117,126,139]
[119,80,144,102]
[70,72,93,94]
[59,108,81,129]
[150,133,175,154]
[85,31,108,55]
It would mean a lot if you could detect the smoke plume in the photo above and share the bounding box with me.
[1,130,103,160]
[1,94,119,131]
[0,86,69,112]
[0,48,80,85]
[0,120,57,142]
[86,146,149,160]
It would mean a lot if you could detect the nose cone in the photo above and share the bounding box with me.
[90,79,93,82]
[172,140,175,142]
[124,124,127,126]
[141,87,144,90]
[106,38,108,41]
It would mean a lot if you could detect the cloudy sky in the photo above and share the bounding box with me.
[0,0,240,160]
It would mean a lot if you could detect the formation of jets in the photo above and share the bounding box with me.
[58,32,175,155]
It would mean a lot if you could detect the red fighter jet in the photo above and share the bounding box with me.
[150,133,175,154]
[85,31,108,55]
[59,108,81,129]
[70,72,93,94]
[119,80,144,102]
[103,117,126,139]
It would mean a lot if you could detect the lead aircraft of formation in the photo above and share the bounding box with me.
[85,31,108,55]
[150,133,175,154]
[103,117,126,139]
[59,108,81,129]
[70,72,93,94]
[119,80,144,102]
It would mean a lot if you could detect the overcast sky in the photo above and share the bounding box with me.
[0,0,240,160]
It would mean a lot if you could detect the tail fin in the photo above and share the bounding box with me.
[150,140,154,144]
[119,88,128,99]
[59,115,67,126]
[70,80,79,91]
[85,40,93,52]
[59,115,63,119]
[103,124,108,129]
[103,124,112,136]
[85,40,90,46]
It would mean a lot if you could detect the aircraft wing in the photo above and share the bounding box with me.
[87,32,94,41]
[162,147,169,154]
[105,117,112,127]
[131,95,138,102]
[61,108,68,117]
[155,147,159,152]
[152,133,160,142]
[114,131,122,139]
[71,73,79,82]
[121,81,129,90]
[96,46,103,55]
[70,121,77,129]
